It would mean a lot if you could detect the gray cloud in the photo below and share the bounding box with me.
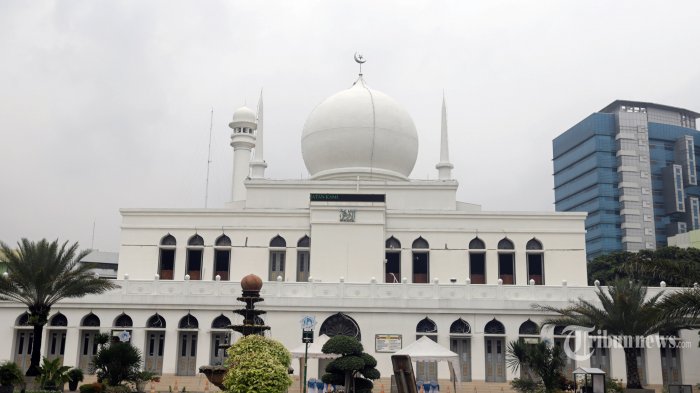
[1,0,698,251]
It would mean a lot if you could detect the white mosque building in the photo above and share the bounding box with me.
[1,69,697,390]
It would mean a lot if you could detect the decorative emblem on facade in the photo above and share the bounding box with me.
[339,209,356,222]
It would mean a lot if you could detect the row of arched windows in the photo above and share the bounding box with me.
[385,236,543,250]
[156,233,544,285]
[157,234,311,282]
[385,236,545,285]
[14,312,236,330]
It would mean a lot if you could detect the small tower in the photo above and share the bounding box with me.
[229,106,257,202]
[436,93,454,180]
[249,92,267,179]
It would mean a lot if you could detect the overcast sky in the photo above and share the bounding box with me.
[1,1,699,252]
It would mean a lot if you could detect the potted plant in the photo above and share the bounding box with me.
[131,371,159,393]
[0,361,24,393]
[68,368,84,392]
[38,357,71,391]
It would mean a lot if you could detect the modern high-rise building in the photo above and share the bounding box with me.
[553,100,700,260]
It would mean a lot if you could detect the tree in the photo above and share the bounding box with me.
[535,280,693,389]
[658,287,700,321]
[91,341,142,386]
[321,335,380,393]
[223,335,292,393]
[506,340,567,393]
[0,239,119,375]
[588,247,700,286]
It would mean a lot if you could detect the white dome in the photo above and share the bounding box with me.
[301,79,419,180]
[230,106,257,128]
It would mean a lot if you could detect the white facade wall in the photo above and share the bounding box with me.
[1,281,697,386]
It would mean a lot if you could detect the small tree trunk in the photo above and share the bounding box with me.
[623,347,642,389]
[27,322,45,376]
[345,371,352,393]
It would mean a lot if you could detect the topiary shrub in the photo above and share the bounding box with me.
[321,335,380,393]
[223,335,292,393]
[91,341,142,386]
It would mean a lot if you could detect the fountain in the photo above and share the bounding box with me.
[199,274,271,389]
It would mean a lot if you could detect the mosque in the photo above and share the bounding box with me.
[0,65,696,390]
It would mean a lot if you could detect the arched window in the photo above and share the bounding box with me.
[297,235,310,248]
[497,238,515,285]
[412,237,429,283]
[385,237,401,283]
[81,313,101,327]
[158,234,176,280]
[15,312,30,326]
[320,313,361,340]
[297,235,310,282]
[214,235,232,281]
[484,319,506,335]
[269,235,286,281]
[416,318,437,335]
[270,235,286,248]
[497,238,514,249]
[161,234,176,246]
[186,234,204,280]
[450,319,471,334]
[526,239,542,250]
[469,237,486,284]
[416,317,438,381]
[188,234,204,246]
[386,236,401,249]
[146,314,166,328]
[179,314,199,329]
[518,320,539,336]
[215,235,231,247]
[114,313,133,328]
[212,315,231,329]
[50,313,68,327]
[526,238,544,285]
[469,238,485,249]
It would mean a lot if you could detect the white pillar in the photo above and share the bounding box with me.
[63,327,80,367]
[162,329,179,374]
[471,334,485,382]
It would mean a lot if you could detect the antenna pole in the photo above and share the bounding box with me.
[205,108,214,208]
[90,220,96,249]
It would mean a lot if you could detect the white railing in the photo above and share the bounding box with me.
[49,278,673,310]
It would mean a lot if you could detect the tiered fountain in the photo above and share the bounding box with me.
[199,274,270,389]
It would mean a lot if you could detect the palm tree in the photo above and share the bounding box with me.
[0,239,119,376]
[535,280,691,389]
[506,340,567,393]
[658,287,700,321]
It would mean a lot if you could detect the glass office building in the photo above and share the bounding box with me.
[553,100,700,260]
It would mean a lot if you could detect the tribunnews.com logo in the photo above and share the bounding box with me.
[556,326,694,362]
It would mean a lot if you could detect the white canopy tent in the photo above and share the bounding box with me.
[290,334,337,359]
[394,336,462,383]
[289,334,339,392]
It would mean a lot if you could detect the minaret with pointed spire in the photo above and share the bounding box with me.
[250,91,267,179]
[436,93,454,180]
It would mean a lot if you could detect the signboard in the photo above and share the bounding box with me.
[302,330,314,343]
[375,334,402,352]
[310,193,386,203]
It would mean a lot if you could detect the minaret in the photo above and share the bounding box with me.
[436,93,454,180]
[229,106,257,202]
[249,91,267,179]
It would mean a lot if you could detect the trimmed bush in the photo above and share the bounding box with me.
[223,335,292,393]
[79,383,106,393]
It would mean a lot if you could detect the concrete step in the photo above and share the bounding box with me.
[74,375,559,393]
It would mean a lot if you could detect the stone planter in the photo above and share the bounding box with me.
[199,365,228,390]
